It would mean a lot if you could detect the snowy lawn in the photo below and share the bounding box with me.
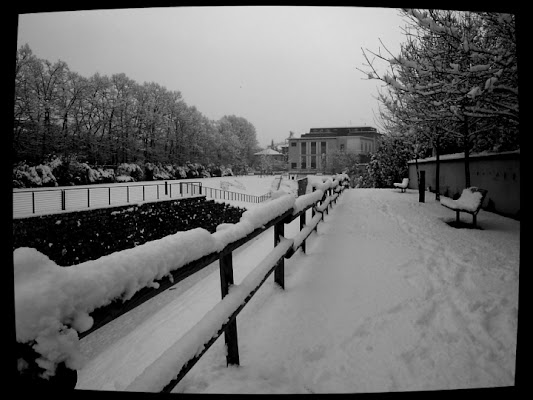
[74,188,518,393]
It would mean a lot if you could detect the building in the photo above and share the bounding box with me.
[278,143,289,160]
[288,126,381,174]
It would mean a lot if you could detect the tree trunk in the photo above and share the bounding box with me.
[463,115,471,188]
[42,109,51,158]
[435,130,440,201]
[414,144,420,190]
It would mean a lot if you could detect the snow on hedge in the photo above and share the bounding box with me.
[440,188,483,212]
[15,193,296,378]
[212,194,295,251]
[14,227,216,377]
[125,237,294,393]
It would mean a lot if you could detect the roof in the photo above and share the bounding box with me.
[302,126,380,139]
[254,148,283,155]
[407,150,520,164]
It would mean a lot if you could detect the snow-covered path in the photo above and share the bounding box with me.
[76,188,519,393]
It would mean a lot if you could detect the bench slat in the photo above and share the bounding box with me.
[440,187,488,227]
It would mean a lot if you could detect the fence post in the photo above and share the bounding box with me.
[311,187,316,221]
[165,181,168,196]
[419,171,426,203]
[143,185,145,202]
[61,190,66,211]
[87,188,90,208]
[300,211,306,254]
[32,192,35,214]
[109,187,111,205]
[219,251,240,366]
[274,220,285,289]
[127,186,130,203]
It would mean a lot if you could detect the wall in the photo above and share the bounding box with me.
[408,151,520,218]
[13,196,245,266]
[345,137,361,153]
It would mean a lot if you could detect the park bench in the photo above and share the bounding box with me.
[440,187,488,228]
[393,178,409,193]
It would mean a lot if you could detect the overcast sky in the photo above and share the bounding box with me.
[17,6,408,147]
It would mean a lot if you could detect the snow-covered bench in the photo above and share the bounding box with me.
[393,178,409,193]
[440,187,488,228]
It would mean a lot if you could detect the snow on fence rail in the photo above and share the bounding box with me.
[14,174,350,391]
[13,181,271,218]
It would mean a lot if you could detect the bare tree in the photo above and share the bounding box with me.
[358,9,518,191]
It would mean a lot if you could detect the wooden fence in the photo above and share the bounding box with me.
[20,176,349,392]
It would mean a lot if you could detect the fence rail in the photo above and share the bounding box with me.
[13,181,271,218]
[200,185,271,203]
[17,176,350,391]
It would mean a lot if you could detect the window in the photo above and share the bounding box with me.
[311,142,317,154]
[321,141,326,155]
[311,156,316,169]
[291,163,297,169]
[291,142,296,147]
[301,142,307,154]
[301,156,306,169]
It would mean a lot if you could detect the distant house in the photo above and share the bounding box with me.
[254,148,286,173]
[278,143,289,159]
[288,126,381,174]
[254,148,285,161]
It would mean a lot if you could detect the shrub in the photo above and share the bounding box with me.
[88,167,115,183]
[115,175,134,183]
[116,163,143,181]
[174,165,188,179]
[185,162,199,178]
[144,162,172,180]
[207,164,222,177]
[12,162,58,188]
[35,165,57,187]
[222,167,234,176]
[50,155,91,186]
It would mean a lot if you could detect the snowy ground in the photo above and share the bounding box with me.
[74,187,519,393]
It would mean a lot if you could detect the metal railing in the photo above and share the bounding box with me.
[200,185,271,203]
[13,181,271,218]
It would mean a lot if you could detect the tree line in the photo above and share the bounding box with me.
[357,9,519,193]
[13,44,260,172]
